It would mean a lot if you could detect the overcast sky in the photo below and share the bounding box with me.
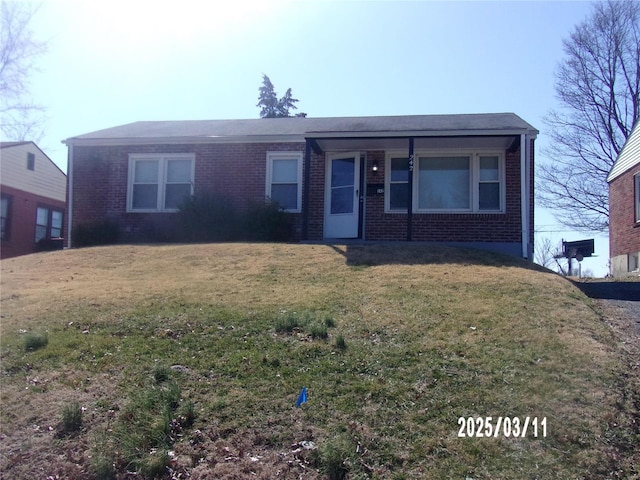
[23,0,608,274]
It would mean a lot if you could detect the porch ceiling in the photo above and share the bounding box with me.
[310,135,518,153]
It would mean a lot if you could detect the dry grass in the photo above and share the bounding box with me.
[0,243,638,479]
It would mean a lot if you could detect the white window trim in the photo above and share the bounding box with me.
[384,150,506,214]
[127,153,195,213]
[265,151,303,213]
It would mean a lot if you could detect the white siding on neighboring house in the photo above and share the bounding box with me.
[608,122,640,182]
[0,142,66,202]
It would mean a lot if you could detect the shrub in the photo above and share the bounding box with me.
[243,199,293,242]
[24,331,48,351]
[178,194,239,242]
[178,194,293,243]
[334,334,347,351]
[72,220,119,247]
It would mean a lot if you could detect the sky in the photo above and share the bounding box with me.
[19,0,609,275]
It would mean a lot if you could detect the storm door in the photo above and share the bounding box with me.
[324,152,360,238]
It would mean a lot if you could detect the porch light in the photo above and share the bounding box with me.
[371,160,379,172]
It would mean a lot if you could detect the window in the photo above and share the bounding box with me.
[1,195,11,240]
[35,206,64,242]
[266,152,302,212]
[629,253,639,272]
[27,152,35,171]
[128,154,195,212]
[385,151,505,213]
[388,157,409,211]
[478,155,501,211]
[635,173,640,223]
[418,156,470,210]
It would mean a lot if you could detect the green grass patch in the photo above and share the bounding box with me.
[23,331,48,351]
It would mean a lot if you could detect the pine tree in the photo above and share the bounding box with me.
[257,75,306,118]
[277,88,298,117]
[256,74,279,118]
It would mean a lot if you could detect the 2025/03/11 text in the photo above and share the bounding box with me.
[457,417,547,438]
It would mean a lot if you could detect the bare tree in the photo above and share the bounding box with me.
[0,1,46,141]
[539,0,640,232]
[534,236,568,275]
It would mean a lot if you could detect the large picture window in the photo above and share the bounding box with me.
[418,156,470,210]
[385,151,505,213]
[266,152,302,212]
[128,154,195,212]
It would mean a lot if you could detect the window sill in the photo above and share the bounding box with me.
[384,210,506,215]
[126,209,180,214]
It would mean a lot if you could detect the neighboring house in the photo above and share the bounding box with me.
[607,121,640,277]
[0,142,67,259]
[63,113,537,258]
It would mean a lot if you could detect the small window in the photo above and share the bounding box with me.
[27,152,35,171]
[127,154,195,212]
[478,155,501,211]
[388,157,409,211]
[635,173,640,223]
[1,195,11,240]
[35,207,49,242]
[266,152,302,212]
[629,253,639,272]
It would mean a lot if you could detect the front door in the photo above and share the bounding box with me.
[324,152,360,238]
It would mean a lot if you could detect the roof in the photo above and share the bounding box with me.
[608,121,640,182]
[0,141,32,149]
[63,113,539,147]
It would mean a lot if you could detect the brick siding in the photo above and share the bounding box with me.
[609,166,640,258]
[70,138,534,254]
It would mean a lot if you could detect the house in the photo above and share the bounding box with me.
[607,121,640,277]
[63,113,537,258]
[0,142,67,259]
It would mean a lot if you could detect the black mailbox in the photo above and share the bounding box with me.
[562,239,594,261]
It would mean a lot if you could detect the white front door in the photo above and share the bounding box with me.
[324,152,360,238]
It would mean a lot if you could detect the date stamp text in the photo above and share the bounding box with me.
[457,416,547,438]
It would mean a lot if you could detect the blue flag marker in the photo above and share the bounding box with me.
[296,387,307,407]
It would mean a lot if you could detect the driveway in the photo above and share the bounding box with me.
[573,279,640,333]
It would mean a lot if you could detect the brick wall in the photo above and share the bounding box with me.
[357,144,532,246]
[609,166,640,258]
[70,138,535,253]
[70,143,306,244]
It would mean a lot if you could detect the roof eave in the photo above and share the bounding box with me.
[62,134,307,147]
[305,128,538,139]
[63,127,538,147]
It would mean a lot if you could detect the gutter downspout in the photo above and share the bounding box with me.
[66,143,73,248]
[520,134,529,259]
[303,139,311,240]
